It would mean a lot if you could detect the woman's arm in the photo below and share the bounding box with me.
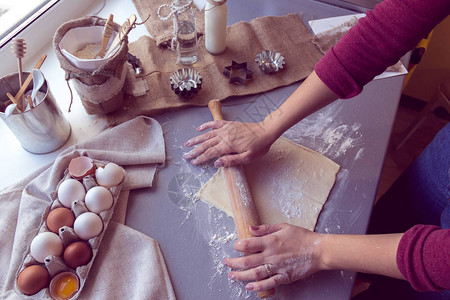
[183,71,338,167]
[320,232,404,280]
[224,223,404,292]
[184,0,449,167]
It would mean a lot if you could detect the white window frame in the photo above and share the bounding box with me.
[0,0,99,75]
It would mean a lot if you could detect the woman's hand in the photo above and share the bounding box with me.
[223,223,325,292]
[224,223,405,293]
[183,120,278,167]
[183,72,339,168]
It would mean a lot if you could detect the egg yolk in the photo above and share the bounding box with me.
[55,276,78,299]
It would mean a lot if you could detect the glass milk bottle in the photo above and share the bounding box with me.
[205,0,227,54]
[174,0,198,64]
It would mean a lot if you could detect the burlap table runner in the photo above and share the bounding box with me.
[0,117,176,299]
[106,13,323,126]
[132,0,205,47]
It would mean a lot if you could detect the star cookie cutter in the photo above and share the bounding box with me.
[223,60,253,85]
[170,68,203,98]
[255,50,285,74]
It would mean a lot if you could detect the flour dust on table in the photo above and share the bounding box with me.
[285,101,364,162]
[165,142,252,298]
[202,205,252,298]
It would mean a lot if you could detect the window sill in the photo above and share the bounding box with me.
[0,0,101,75]
[0,0,149,189]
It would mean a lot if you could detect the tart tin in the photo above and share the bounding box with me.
[170,68,202,98]
[255,50,285,74]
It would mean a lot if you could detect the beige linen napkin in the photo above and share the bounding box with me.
[311,17,360,55]
[0,116,175,299]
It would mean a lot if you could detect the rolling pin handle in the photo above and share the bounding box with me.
[258,289,275,298]
[208,99,224,121]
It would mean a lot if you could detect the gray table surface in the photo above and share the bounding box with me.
[125,1,405,299]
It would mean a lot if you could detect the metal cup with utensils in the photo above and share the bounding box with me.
[0,71,71,154]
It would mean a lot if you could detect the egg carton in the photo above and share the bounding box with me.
[14,157,125,299]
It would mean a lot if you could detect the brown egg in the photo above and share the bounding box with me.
[46,208,75,233]
[63,242,93,269]
[68,156,95,180]
[17,265,50,296]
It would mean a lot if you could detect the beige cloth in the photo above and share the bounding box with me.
[312,17,359,54]
[132,0,205,47]
[0,117,175,299]
[106,13,323,126]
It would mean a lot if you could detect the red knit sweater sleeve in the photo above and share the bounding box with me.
[397,225,450,291]
[314,0,450,99]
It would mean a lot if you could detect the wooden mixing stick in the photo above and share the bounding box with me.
[6,93,23,113]
[104,14,137,57]
[96,14,114,58]
[208,99,275,299]
[26,94,34,109]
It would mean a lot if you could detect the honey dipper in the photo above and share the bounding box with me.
[11,38,26,110]
[96,14,114,58]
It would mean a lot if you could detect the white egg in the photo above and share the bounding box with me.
[95,163,124,188]
[30,232,63,263]
[74,212,103,240]
[85,186,113,213]
[58,179,86,208]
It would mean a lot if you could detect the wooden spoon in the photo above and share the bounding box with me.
[96,14,115,58]
[104,14,137,57]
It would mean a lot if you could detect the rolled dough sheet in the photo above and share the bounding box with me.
[195,137,340,231]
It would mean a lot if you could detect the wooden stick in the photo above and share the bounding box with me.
[17,58,24,103]
[104,14,137,57]
[208,100,275,299]
[6,92,23,112]
[14,53,47,103]
[208,100,259,238]
[26,94,34,109]
[96,14,114,58]
[11,39,26,110]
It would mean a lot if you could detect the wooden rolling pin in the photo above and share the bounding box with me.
[208,99,275,299]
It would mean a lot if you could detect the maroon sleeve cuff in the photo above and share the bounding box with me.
[397,225,450,291]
